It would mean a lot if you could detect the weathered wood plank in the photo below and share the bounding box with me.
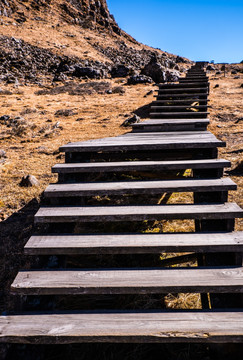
[11,267,243,295]
[44,178,237,197]
[59,131,225,152]
[150,112,209,119]
[24,232,243,255]
[1,311,243,344]
[52,159,231,174]
[34,203,243,223]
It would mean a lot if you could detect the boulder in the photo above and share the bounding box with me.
[176,56,187,63]
[141,58,166,83]
[72,66,101,79]
[110,65,130,78]
[206,65,215,71]
[19,175,39,187]
[165,70,180,82]
[127,75,153,85]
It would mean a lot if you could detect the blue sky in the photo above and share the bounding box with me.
[107,0,243,63]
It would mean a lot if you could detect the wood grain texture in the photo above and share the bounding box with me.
[59,131,225,152]
[52,159,231,174]
[11,267,243,295]
[44,178,237,197]
[24,232,243,255]
[34,203,243,223]
[1,311,243,344]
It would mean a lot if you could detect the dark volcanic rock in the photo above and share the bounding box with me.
[141,57,166,83]
[19,174,39,187]
[111,65,130,78]
[206,65,215,71]
[127,75,153,85]
[121,114,140,127]
[72,66,102,79]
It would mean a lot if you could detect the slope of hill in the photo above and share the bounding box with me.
[0,0,190,84]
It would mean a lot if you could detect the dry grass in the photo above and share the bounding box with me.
[0,79,153,219]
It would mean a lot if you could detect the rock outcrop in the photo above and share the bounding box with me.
[0,0,122,34]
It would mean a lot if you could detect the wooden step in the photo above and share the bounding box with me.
[132,119,209,132]
[153,99,208,104]
[24,231,243,255]
[179,79,208,83]
[158,83,208,88]
[11,266,243,295]
[52,159,231,174]
[1,311,243,344]
[59,132,225,153]
[150,112,209,119]
[34,203,243,224]
[157,93,208,99]
[44,178,236,198]
[151,105,207,110]
[157,88,208,93]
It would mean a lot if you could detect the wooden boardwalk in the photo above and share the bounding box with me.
[1,62,243,347]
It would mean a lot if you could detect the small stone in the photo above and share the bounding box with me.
[234,76,240,79]
[0,149,6,158]
[19,175,39,187]
[214,84,219,88]
[121,114,140,127]
[0,115,10,123]
[106,89,112,94]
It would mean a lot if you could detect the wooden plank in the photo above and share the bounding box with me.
[157,88,208,93]
[151,105,207,110]
[133,120,209,131]
[59,132,225,152]
[133,120,210,126]
[158,83,208,88]
[152,99,208,104]
[1,311,243,344]
[52,159,231,174]
[34,203,243,223]
[157,94,208,98]
[44,178,237,198]
[24,231,243,255]
[150,112,209,119]
[11,267,243,295]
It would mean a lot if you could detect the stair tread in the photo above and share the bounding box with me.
[11,266,243,295]
[52,159,231,173]
[59,131,224,152]
[1,311,243,343]
[25,231,243,255]
[34,203,243,223]
[44,178,236,197]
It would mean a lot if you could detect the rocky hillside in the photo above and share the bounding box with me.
[0,0,122,35]
[0,0,191,85]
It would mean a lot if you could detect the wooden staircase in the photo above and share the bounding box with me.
[1,62,243,349]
